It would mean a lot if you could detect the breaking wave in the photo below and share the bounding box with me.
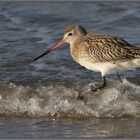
[0,79,140,119]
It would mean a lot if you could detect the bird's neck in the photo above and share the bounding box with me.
[69,37,83,62]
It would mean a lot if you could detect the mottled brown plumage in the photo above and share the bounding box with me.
[72,33,140,63]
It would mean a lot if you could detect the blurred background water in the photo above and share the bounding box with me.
[0,1,140,138]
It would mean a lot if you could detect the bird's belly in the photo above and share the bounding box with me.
[78,59,101,72]
[78,58,140,76]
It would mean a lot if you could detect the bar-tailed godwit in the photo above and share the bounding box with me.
[33,24,140,92]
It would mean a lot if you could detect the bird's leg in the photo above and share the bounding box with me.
[91,76,106,92]
[116,72,122,83]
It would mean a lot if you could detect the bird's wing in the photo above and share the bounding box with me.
[83,33,140,62]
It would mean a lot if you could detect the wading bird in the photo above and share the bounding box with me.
[33,24,140,93]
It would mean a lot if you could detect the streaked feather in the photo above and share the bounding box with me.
[79,33,140,62]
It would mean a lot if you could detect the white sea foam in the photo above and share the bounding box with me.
[0,79,140,118]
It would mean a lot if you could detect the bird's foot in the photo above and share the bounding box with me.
[90,83,106,92]
[116,72,123,83]
[77,77,106,104]
[77,93,84,100]
[77,84,105,104]
[77,93,87,104]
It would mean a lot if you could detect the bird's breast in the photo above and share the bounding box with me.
[70,43,97,70]
[70,42,87,63]
[70,44,80,63]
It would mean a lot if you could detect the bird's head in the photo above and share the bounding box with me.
[33,24,87,61]
[63,24,87,44]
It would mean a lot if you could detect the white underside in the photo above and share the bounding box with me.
[79,58,140,76]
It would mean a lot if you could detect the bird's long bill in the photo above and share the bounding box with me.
[33,39,65,61]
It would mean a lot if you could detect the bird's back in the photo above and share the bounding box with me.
[75,33,140,63]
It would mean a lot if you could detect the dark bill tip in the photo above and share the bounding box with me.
[32,39,65,62]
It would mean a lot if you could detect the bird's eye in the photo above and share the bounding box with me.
[68,33,73,36]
